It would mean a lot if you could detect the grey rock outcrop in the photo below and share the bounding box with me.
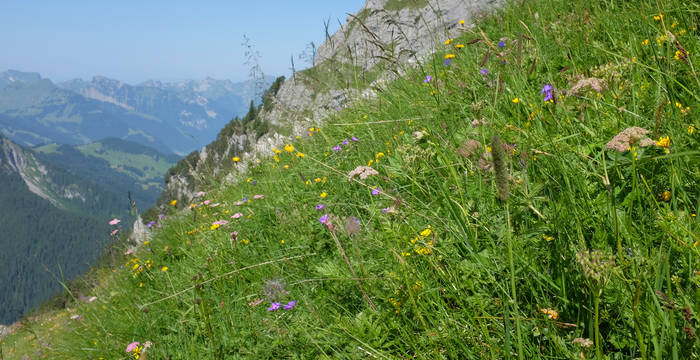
[156,0,503,210]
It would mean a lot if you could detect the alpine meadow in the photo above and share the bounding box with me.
[1,0,698,359]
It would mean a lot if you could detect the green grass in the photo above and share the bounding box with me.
[3,0,699,358]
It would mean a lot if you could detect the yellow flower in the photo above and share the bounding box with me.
[232,156,240,162]
[284,144,294,153]
[641,39,649,46]
[210,224,220,230]
[660,190,671,202]
[296,152,305,158]
[444,38,452,45]
[161,266,168,272]
[367,159,374,167]
[656,136,670,148]
[320,192,327,198]
[444,53,455,59]
[512,98,520,103]
[170,199,177,206]
[274,155,280,163]
[455,44,464,49]
[284,164,290,169]
[376,152,385,159]
[459,19,465,25]
[419,226,432,237]
[653,13,663,21]
[281,239,285,244]
[689,124,695,135]
[543,234,554,242]
[309,127,315,132]
[314,177,321,183]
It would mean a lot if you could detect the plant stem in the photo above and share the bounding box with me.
[506,202,523,358]
[594,293,601,360]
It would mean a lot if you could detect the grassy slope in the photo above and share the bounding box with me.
[3,0,699,358]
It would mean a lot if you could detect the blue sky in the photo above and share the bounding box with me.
[0,1,364,84]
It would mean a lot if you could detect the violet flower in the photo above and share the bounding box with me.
[267,302,281,311]
[424,75,432,83]
[283,300,297,310]
[371,187,380,196]
[480,68,488,75]
[342,138,349,145]
[319,214,329,224]
[541,84,554,102]
[351,136,359,142]
[315,204,324,210]
[497,40,506,49]
[333,145,342,152]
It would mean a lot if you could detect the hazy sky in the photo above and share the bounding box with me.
[0,1,364,84]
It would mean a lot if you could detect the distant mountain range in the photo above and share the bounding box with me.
[0,69,273,155]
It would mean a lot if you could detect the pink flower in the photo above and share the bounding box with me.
[253,194,264,199]
[126,341,140,352]
[231,213,243,219]
[234,201,244,205]
[213,220,229,226]
[108,218,120,226]
[195,191,206,197]
[88,296,97,302]
[124,249,134,255]
[110,229,119,236]
[203,200,211,205]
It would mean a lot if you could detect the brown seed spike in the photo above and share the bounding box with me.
[491,136,509,201]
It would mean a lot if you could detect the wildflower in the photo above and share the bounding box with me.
[351,136,359,142]
[541,84,555,102]
[316,204,324,210]
[444,53,455,59]
[296,152,305,158]
[342,138,349,145]
[660,190,671,202]
[455,44,464,49]
[284,144,294,153]
[423,75,432,83]
[253,194,264,199]
[512,97,519,103]
[232,156,240,162]
[314,177,322,183]
[88,296,97,302]
[420,226,432,237]
[333,145,342,152]
[371,187,381,196]
[444,59,452,66]
[444,38,452,45]
[109,218,121,226]
[320,192,327,198]
[348,165,379,181]
[318,214,329,224]
[283,300,297,310]
[606,127,655,152]
[231,213,243,219]
[161,266,168,272]
[689,125,695,135]
[497,40,506,49]
[267,302,282,311]
[170,200,177,206]
[459,19,465,25]
[126,342,140,353]
[479,68,488,75]
[540,307,559,320]
[642,39,649,46]
[653,13,663,21]
[382,207,391,214]
[273,155,280,163]
[656,136,670,148]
